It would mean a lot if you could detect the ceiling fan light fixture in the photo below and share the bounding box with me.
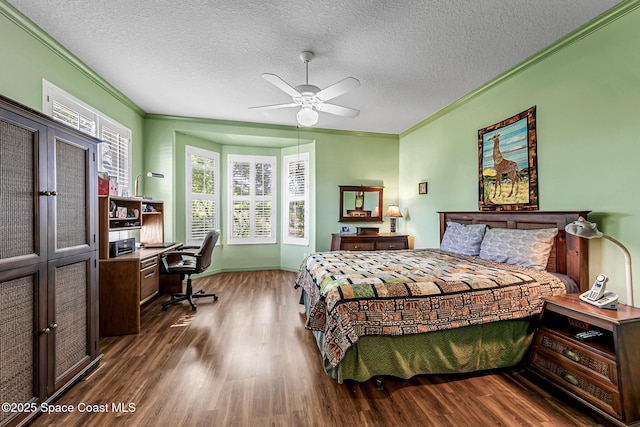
[296,107,318,127]
[251,51,360,125]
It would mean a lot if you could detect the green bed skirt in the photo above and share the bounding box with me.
[304,293,536,383]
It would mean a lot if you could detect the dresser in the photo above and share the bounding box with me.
[330,233,409,251]
[528,294,640,426]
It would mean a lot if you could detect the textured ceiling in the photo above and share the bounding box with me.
[7,0,623,134]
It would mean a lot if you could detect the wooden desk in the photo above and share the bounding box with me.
[99,244,182,336]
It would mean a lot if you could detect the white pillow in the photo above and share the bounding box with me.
[479,227,558,270]
[440,222,487,256]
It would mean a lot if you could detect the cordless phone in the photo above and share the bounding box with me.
[579,274,619,309]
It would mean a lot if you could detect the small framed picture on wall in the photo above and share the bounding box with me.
[418,182,428,195]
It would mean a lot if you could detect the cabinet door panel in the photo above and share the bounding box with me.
[49,130,97,259]
[48,253,97,393]
[0,112,48,272]
[0,265,46,426]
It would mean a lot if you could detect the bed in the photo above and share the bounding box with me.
[295,211,589,383]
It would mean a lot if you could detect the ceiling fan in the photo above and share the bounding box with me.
[250,51,360,127]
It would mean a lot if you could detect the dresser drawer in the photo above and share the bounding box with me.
[530,349,622,419]
[342,241,375,251]
[375,238,407,250]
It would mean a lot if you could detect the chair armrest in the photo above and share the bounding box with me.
[162,250,197,258]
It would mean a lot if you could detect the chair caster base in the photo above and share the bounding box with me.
[161,288,218,311]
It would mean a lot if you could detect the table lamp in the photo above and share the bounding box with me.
[386,205,402,233]
[565,217,633,306]
[134,172,164,198]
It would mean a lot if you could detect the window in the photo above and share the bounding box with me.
[227,155,276,244]
[43,80,131,190]
[283,153,309,245]
[186,146,220,246]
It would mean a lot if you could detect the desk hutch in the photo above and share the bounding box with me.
[98,196,182,336]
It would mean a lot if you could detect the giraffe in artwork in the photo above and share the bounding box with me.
[488,132,519,198]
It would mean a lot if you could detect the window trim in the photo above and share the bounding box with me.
[185,145,220,246]
[227,154,277,245]
[282,152,309,246]
[42,79,132,190]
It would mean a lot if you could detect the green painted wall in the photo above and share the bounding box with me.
[314,132,400,249]
[399,3,640,306]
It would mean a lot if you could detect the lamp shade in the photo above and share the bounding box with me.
[565,216,602,239]
[386,205,402,218]
[296,107,318,127]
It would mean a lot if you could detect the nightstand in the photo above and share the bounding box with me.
[528,294,640,426]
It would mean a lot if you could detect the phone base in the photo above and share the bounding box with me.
[579,291,619,310]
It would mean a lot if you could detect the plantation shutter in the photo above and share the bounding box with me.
[100,123,130,190]
[283,153,309,245]
[186,146,220,245]
[228,155,276,244]
[44,80,131,191]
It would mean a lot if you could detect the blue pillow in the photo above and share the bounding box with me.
[440,222,487,256]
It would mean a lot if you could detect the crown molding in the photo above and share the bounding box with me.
[145,113,398,139]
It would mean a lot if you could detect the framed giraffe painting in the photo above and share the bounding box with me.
[478,106,538,211]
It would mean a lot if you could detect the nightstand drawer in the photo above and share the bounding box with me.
[342,242,375,251]
[534,329,617,386]
[375,239,408,250]
[530,350,622,419]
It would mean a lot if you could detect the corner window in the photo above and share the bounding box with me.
[186,146,220,246]
[283,153,309,245]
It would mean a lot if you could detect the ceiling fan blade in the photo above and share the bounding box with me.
[249,102,299,110]
[316,103,360,118]
[261,73,301,98]
[315,77,360,101]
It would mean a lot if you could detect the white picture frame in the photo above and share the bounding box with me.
[339,225,352,235]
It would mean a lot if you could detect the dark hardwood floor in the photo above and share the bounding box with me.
[31,270,603,426]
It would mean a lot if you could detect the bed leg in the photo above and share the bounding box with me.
[374,376,384,390]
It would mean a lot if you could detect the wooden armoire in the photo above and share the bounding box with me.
[0,95,102,426]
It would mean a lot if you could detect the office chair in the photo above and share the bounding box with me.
[161,229,219,311]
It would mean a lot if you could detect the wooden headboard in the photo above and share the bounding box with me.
[439,211,590,293]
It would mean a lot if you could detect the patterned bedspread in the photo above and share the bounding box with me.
[295,249,567,367]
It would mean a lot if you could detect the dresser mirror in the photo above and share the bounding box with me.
[339,185,383,222]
